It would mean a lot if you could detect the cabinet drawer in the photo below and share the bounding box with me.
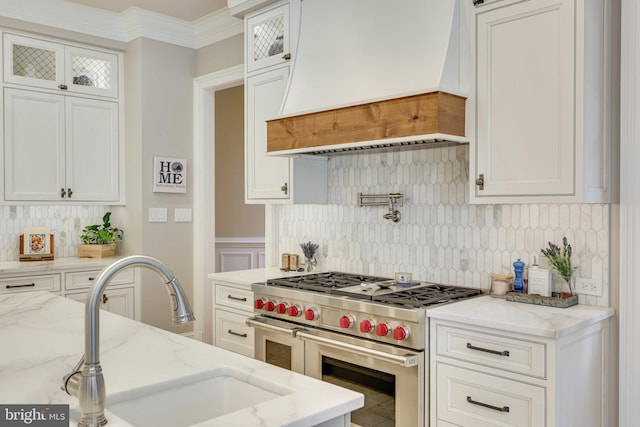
[0,274,61,293]
[435,324,546,378]
[215,284,254,312]
[65,268,134,290]
[435,363,545,427]
[214,309,254,358]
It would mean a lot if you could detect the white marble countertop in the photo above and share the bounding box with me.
[0,291,362,426]
[208,268,311,287]
[0,256,123,275]
[426,295,615,338]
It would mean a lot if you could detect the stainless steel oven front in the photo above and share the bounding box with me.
[247,315,425,427]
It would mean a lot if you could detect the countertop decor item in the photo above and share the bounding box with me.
[540,237,578,297]
[78,212,123,258]
[19,226,54,261]
[300,241,319,272]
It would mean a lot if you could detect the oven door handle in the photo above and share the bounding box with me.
[297,331,420,368]
[246,317,300,337]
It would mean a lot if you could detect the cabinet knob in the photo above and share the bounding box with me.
[281,183,288,195]
[102,293,108,304]
[58,84,68,90]
[475,174,485,190]
[67,188,73,198]
[283,53,291,60]
[60,188,66,198]
[472,0,484,6]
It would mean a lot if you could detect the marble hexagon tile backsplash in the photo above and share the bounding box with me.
[0,205,108,261]
[277,146,611,307]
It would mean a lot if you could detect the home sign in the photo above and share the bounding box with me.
[153,156,187,193]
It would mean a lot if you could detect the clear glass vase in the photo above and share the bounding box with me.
[560,276,574,298]
[305,257,316,272]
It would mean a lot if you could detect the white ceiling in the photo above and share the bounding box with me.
[64,0,228,21]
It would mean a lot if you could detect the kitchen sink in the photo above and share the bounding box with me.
[71,367,291,427]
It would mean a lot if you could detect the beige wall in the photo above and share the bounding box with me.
[118,37,196,334]
[215,85,265,238]
[196,33,243,76]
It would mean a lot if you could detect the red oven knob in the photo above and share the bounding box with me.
[288,304,302,317]
[339,315,355,329]
[305,308,319,321]
[359,319,375,333]
[254,298,267,310]
[375,322,390,337]
[275,302,289,314]
[393,325,411,341]
[264,301,276,312]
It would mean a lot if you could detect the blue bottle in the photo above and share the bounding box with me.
[513,259,525,293]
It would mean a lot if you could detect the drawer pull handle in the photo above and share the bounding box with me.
[88,277,96,281]
[467,396,510,413]
[6,283,36,289]
[227,295,247,302]
[227,329,248,338]
[467,342,510,357]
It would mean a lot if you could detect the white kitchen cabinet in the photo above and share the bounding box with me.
[0,259,139,321]
[469,0,619,203]
[244,1,328,204]
[246,2,291,73]
[66,287,135,319]
[212,280,256,356]
[430,313,611,426]
[4,88,120,202]
[0,273,61,294]
[245,65,328,204]
[4,33,119,98]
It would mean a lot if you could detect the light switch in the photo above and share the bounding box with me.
[174,208,192,223]
[149,208,168,222]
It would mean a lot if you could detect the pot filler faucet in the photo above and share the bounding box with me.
[61,255,196,427]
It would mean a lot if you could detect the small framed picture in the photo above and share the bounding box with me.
[153,156,187,193]
[20,227,54,261]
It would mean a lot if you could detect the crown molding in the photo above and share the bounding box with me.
[193,8,243,49]
[121,7,195,48]
[0,0,126,41]
[0,0,242,49]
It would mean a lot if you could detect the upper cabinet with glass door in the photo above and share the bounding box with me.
[3,33,119,98]
[246,2,291,73]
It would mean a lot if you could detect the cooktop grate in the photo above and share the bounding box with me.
[372,285,483,308]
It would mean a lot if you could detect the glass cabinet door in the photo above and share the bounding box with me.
[3,33,119,98]
[65,47,119,98]
[246,3,290,73]
[3,33,64,90]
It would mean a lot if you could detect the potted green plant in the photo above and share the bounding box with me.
[77,211,123,258]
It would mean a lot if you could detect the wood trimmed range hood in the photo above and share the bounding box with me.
[267,0,468,155]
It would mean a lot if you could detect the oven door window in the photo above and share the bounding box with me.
[323,356,396,426]
[265,340,292,370]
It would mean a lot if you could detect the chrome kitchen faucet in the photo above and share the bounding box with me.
[61,255,196,427]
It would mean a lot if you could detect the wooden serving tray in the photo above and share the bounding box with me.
[506,292,578,308]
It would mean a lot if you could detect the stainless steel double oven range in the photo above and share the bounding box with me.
[247,272,482,427]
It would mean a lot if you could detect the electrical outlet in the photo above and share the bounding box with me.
[574,277,603,297]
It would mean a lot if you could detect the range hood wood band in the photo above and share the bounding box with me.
[267,91,466,153]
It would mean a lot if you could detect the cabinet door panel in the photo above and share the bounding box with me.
[66,97,119,201]
[4,88,65,200]
[65,46,119,98]
[3,33,65,90]
[246,3,290,73]
[475,0,574,197]
[246,66,291,201]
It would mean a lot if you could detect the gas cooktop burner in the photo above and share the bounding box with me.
[372,284,483,308]
[267,272,391,293]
